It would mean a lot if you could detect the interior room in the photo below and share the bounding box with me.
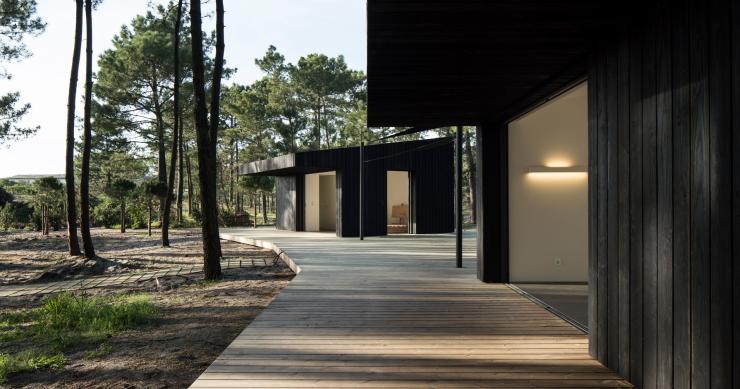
[304,171,337,232]
[386,170,410,234]
[507,83,588,328]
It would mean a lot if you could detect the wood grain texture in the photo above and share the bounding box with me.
[190,230,632,388]
[732,2,740,387]
[627,28,644,388]
[596,50,609,365]
[605,46,620,370]
[671,1,691,388]
[707,0,733,387]
[616,36,631,380]
[655,1,673,386]
[590,0,738,387]
[587,62,599,359]
[689,1,711,387]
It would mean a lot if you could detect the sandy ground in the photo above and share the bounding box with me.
[0,228,295,388]
[0,228,273,284]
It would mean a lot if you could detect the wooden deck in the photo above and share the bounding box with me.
[190,229,631,388]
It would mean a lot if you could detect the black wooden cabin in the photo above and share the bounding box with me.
[367,0,740,388]
[240,138,454,237]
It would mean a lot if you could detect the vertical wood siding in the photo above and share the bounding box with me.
[271,139,454,238]
[275,176,297,231]
[589,0,738,387]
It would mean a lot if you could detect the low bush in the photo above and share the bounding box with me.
[0,293,157,382]
[0,351,65,383]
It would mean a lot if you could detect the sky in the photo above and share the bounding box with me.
[0,0,366,178]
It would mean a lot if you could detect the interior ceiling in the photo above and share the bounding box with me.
[367,0,629,128]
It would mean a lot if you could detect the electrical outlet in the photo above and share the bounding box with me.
[554,258,563,266]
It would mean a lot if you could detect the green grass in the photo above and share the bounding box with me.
[0,293,157,382]
[0,351,66,381]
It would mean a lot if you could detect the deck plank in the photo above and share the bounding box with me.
[190,229,631,388]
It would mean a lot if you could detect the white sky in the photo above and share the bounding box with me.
[0,0,366,178]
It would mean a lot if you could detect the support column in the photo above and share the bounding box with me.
[455,126,463,267]
[359,141,364,240]
[476,123,509,283]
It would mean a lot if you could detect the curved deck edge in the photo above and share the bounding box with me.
[220,232,302,274]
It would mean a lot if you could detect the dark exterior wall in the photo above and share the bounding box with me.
[475,124,509,283]
[263,139,455,237]
[275,176,296,231]
[589,0,740,387]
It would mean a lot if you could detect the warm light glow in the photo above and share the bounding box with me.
[526,165,587,181]
[526,171,588,181]
[544,159,573,168]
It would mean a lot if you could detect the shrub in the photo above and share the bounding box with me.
[0,351,65,383]
[92,196,119,228]
[0,293,157,382]
[0,185,13,208]
[40,293,157,349]
[0,203,15,231]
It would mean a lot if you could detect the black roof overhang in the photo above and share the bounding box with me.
[239,154,334,177]
[367,0,642,128]
[240,138,453,177]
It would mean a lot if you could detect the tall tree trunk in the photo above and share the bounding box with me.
[253,196,257,228]
[314,104,321,149]
[148,198,152,237]
[162,0,183,247]
[190,0,222,279]
[80,0,95,259]
[41,205,47,236]
[262,192,268,224]
[65,0,83,256]
[155,102,166,219]
[177,115,184,224]
[120,199,126,233]
[464,127,477,224]
[185,145,194,216]
[229,141,234,207]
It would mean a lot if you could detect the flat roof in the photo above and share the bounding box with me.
[240,138,452,176]
[367,0,643,127]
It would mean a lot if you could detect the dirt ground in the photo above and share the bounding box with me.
[0,229,295,388]
[0,228,270,284]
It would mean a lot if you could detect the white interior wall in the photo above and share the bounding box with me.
[319,174,337,231]
[508,83,588,283]
[304,173,320,232]
[386,171,409,224]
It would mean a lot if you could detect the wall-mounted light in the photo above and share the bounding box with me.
[526,165,588,180]
[528,166,587,174]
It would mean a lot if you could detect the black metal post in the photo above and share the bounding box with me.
[455,126,463,267]
[359,141,364,240]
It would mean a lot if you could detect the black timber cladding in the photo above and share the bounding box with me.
[587,0,740,387]
[367,0,739,387]
[241,139,454,237]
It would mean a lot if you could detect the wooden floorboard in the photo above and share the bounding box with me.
[190,229,632,388]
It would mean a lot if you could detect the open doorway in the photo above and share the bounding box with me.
[507,82,588,329]
[387,171,410,234]
[304,171,336,232]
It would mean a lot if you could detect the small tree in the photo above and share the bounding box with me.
[0,203,15,231]
[143,180,168,237]
[107,179,136,233]
[0,185,14,208]
[33,177,64,236]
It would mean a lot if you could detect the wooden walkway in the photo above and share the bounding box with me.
[191,229,631,388]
